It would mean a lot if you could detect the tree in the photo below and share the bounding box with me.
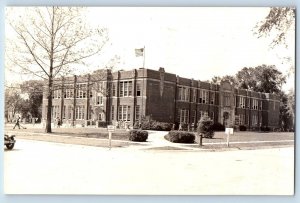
[5,87,23,122]
[211,75,238,87]
[255,7,295,48]
[20,80,44,119]
[235,65,286,94]
[197,116,214,147]
[6,7,108,133]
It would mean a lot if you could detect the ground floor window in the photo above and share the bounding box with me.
[198,110,208,121]
[75,106,85,120]
[111,105,114,120]
[179,109,189,124]
[51,105,59,119]
[252,114,258,126]
[135,105,141,121]
[118,105,131,121]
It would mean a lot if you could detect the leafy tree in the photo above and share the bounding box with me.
[235,65,286,94]
[6,7,108,133]
[20,80,44,119]
[278,91,294,131]
[211,75,238,87]
[255,7,295,48]
[5,87,23,122]
[197,116,214,147]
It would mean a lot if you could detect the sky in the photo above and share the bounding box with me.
[5,7,295,91]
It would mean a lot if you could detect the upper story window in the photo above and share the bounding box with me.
[95,93,103,105]
[119,81,133,97]
[136,82,142,96]
[112,82,116,96]
[239,96,246,108]
[64,85,74,98]
[199,89,209,104]
[252,99,258,110]
[192,89,197,103]
[76,84,87,98]
[210,92,215,105]
[177,86,189,101]
[224,92,231,107]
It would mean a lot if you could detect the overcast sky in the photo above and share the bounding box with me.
[5,7,295,91]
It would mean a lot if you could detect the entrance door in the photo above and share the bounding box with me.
[223,112,229,127]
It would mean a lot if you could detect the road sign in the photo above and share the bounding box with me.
[225,128,234,147]
[107,125,115,132]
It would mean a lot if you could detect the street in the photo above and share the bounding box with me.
[4,138,294,195]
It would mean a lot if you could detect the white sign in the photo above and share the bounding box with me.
[225,128,234,135]
[107,125,115,132]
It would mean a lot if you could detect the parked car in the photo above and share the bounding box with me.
[4,134,16,150]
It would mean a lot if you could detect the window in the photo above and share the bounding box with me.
[179,109,189,123]
[191,110,196,124]
[63,105,66,119]
[177,86,190,101]
[111,105,114,120]
[76,84,87,98]
[259,100,262,110]
[199,90,209,104]
[51,105,59,119]
[68,106,72,119]
[135,105,140,121]
[252,99,258,110]
[96,93,103,105]
[192,89,197,103]
[210,92,215,105]
[118,105,131,121]
[136,82,141,96]
[65,85,74,98]
[224,92,231,107]
[273,101,276,110]
[75,106,85,120]
[112,83,116,96]
[119,81,133,97]
[252,114,258,126]
[239,96,246,108]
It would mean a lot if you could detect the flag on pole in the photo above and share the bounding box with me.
[135,48,144,57]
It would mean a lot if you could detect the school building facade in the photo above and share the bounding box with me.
[42,67,280,130]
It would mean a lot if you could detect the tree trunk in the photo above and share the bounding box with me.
[199,134,203,147]
[45,77,53,133]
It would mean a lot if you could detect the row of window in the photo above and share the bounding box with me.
[50,104,142,122]
[239,97,262,110]
[178,109,214,124]
[235,114,259,126]
[177,88,215,104]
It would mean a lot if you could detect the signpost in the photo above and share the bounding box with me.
[225,128,234,147]
[107,125,115,150]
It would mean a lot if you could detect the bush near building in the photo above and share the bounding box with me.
[211,122,225,131]
[165,131,195,143]
[134,118,173,131]
[129,130,148,142]
[197,116,215,139]
[239,125,247,131]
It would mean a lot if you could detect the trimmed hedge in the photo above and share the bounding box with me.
[239,125,247,131]
[129,130,148,142]
[166,131,195,143]
[134,119,173,131]
[211,122,225,131]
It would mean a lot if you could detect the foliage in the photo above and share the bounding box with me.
[211,122,225,131]
[4,87,24,121]
[197,116,214,138]
[239,125,247,131]
[129,130,148,142]
[134,117,173,131]
[166,131,195,143]
[20,80,43,118]
[279,90,294,131]
[255,7,295,47]
[6,7,108,133]
[211,75,238,86]
[235,65,286,94]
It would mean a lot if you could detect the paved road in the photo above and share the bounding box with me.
[4,138,294,195]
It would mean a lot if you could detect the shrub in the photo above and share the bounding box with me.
[260,126,270,132]
[211,122,225,131]
[197,116,214,138]
[97,121,107,128]
[134,118,173,131]
[239,125,247,131]
[129,130,148,142]
[166,131,195,143]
